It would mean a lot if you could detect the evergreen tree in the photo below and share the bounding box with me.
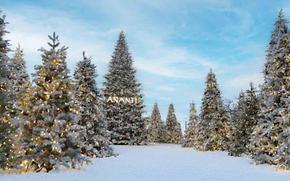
[74,52,113,158]
[165,104,182,144]
[276,53,290,169]
[228,83,259,156]
[0,11,10,116]
[147,103,166,143]
[9,44,29,102]
[19,33,86,172]
[0,11,14,169]
[5,45,30,168]
[250,10,290,169]
[183,102,200,148]
[103,31,146,145]
[199,69,230,151]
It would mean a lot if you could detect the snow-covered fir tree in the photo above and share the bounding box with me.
[183,102,200,148]
[250,10,290,169]
[228,91,246,156]
[165,104,182,144]
[5,45,30,169]
[9,45,29,102]
[228,83,259,157]
[0,11,14,169]
[277,53,290,169]
[7,44,29,140]
[103,31,146,145]
[74,52,113,158]
[198,69,230,151]
[147,103,166,143]
[0,11,10,116]
[19,33,86,172]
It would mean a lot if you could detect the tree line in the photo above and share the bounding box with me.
[180,10,289,170]
[0,8,288,174]
[0,12,147,172]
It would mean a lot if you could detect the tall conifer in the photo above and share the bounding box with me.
[103,31,146,145]
[19,33,86,172]
[199,69,230,151]
[165,104,182,144]
[5,45,30,168]
[183,102,200,148]
[229,83,259,156]
[250,10,290,169]
[0,11,14,169]
[74,52,113,157]
[147,103,166,143]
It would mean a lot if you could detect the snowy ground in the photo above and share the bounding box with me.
[1,144,289,181]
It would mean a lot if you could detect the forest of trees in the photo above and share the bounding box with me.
[182,10,289,170]
[0,9,289,173]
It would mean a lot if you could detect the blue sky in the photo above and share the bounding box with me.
[2,0,290,130]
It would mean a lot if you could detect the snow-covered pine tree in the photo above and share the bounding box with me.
[103,31,146,145]
[74,52,113,158]
[165,104,182,144]
[183,102,200,148]
[9,45,29,102]
[19,33,86,172]
[199,69,230,151]
[0,11,10,116]
[5,45,31,168]
[147,103,166,143]
[250,10,290,169]
[228,91,246,156]
[228,83,259,156]
[277,53,290,169]
[0,11,14,169]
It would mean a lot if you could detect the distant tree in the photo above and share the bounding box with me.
[103,31,146,145]
[228,83,259,156]
[74,52,113,158]
[147,103,166,143]
[250,10,290,169]
[165,104,182,144]
[199,69,231,151]
[183,102,200,148]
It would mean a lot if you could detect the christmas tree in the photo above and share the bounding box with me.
[0,11,14,169]
[277,53,290,169]
[183,102,200,148]
[9,45,29,102]
[74,52,113,158]
[103,31,146,145]
[5,45,30,169]
[147,102,166,143]
[19,33,86,172]
[228,83,259,156]
[250,10,290,169]
[0,11,10,116]
[199,69,230,151]
[165,104,182,144]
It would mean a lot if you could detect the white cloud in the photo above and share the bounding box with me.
[2,1,269,126]
[225,73,263,91]
[5,6,116,74]
[4,1,261,83]
[4,4,217,81]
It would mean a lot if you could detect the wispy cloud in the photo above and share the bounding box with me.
[2,0,286,129]
[5,5,116,73]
